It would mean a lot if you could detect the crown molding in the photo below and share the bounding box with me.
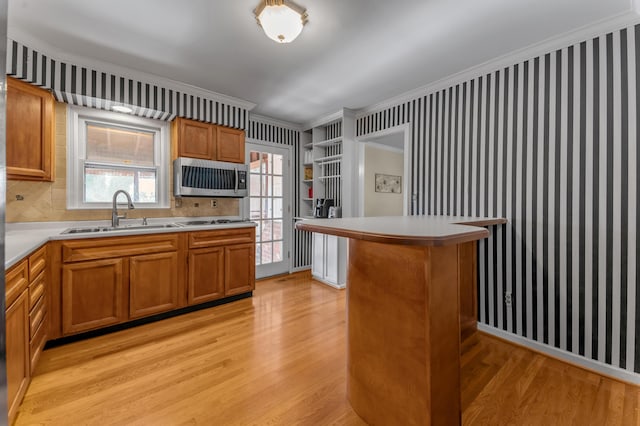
[248,113,303,131]
[8,29,257,111]
[303,108,354,129]
[356,10,640,119]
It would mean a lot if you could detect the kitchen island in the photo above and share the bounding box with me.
[296,215,506,425]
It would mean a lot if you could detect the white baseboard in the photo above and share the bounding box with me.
[311,274,346,289]
[478,324,640,386]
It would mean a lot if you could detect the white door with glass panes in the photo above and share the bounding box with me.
[246,143,291,278]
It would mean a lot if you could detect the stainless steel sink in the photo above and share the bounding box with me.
[61,223,178,234]
[121,224,178,230]
[62,227,112,234]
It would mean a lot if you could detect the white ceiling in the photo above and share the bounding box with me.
[7,0,637,125]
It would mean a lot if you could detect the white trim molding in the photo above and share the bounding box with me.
[478,324,640,386]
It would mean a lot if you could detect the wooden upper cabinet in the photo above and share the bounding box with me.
[174,117,216,160]
[7,77,55,181]
[172,117,245,164]
[216,126,245,163]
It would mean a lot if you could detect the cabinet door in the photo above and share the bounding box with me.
[176,117,215,160]
[311,233,324,278]
[225,243,255,296]
[62,258,126,335]
[129,252,179,319]
[6,291,30,424]
[7,77,55,181]
[188,247,224,305]
[216,126,245,163]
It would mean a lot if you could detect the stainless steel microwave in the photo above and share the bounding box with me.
[173,157,248,198]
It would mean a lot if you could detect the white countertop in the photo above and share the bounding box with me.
[5,217,256,269]
[296,215,507,246]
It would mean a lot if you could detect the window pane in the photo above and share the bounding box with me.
[250,198,261,220]
[255,243,261,266]
[86,124,154,166]
[261,220,272,242]
[261,198,272,219]
[273,198,283,219]
[254,220,261,243]
[273,241,283,262]
[273,176,282,196]
[261,153,272,174]
[273,220,283,240]
[262,175,271,197]
[250,174,261,197]
[84,167,157,203]
[261,242,272,264]
[250,152,261,173]
[273,154,283,176]
[138,171,157,202]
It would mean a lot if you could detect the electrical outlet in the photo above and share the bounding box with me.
[504,292,512,307]
[211,199,218,208]
[194,202,199,208]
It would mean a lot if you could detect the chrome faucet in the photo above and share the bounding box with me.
[111,190,135,228]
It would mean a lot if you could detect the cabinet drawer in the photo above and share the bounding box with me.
[29,245,47,281]
[29,271,45,309]
[29,293,46,338]
[6,260,29,307]
[62,234,180,263]
[29,317,47,373]
[188,228,255,249]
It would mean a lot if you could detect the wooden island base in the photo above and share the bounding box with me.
[346,239,461,425]
[296,215,507,424]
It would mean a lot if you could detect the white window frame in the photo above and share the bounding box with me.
[67,105,170,209]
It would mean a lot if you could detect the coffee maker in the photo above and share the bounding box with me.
[314,198,335,218]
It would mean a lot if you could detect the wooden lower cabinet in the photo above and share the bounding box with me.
[62,258,126,335]
[188,247,225,305]
[6,291,30,425]
[129,252,179,319]
[225,243,255,296]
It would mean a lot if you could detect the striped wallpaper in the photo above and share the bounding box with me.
[357,25,640,374]
[7,39,249,128]
[246,118,310,269]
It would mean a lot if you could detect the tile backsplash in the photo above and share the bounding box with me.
[6,103,239,222]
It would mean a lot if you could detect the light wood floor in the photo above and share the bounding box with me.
[16,272,640,425]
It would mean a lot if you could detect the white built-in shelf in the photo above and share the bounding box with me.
[302,197,314,201]
[303,179,313,183]
[318,175,342,180]
[294,216,315,220]
[313,136,342,147]
[303,162,313,166]
[314,154,342,164]
[304,142,314,149]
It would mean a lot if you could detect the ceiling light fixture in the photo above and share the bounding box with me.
[254,0,308,44]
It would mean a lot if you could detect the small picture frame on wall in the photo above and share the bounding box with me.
[375,173,402,193]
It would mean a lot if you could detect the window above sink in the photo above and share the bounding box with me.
[66,105,170,210]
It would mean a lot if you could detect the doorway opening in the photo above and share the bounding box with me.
[356,124,411,217]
